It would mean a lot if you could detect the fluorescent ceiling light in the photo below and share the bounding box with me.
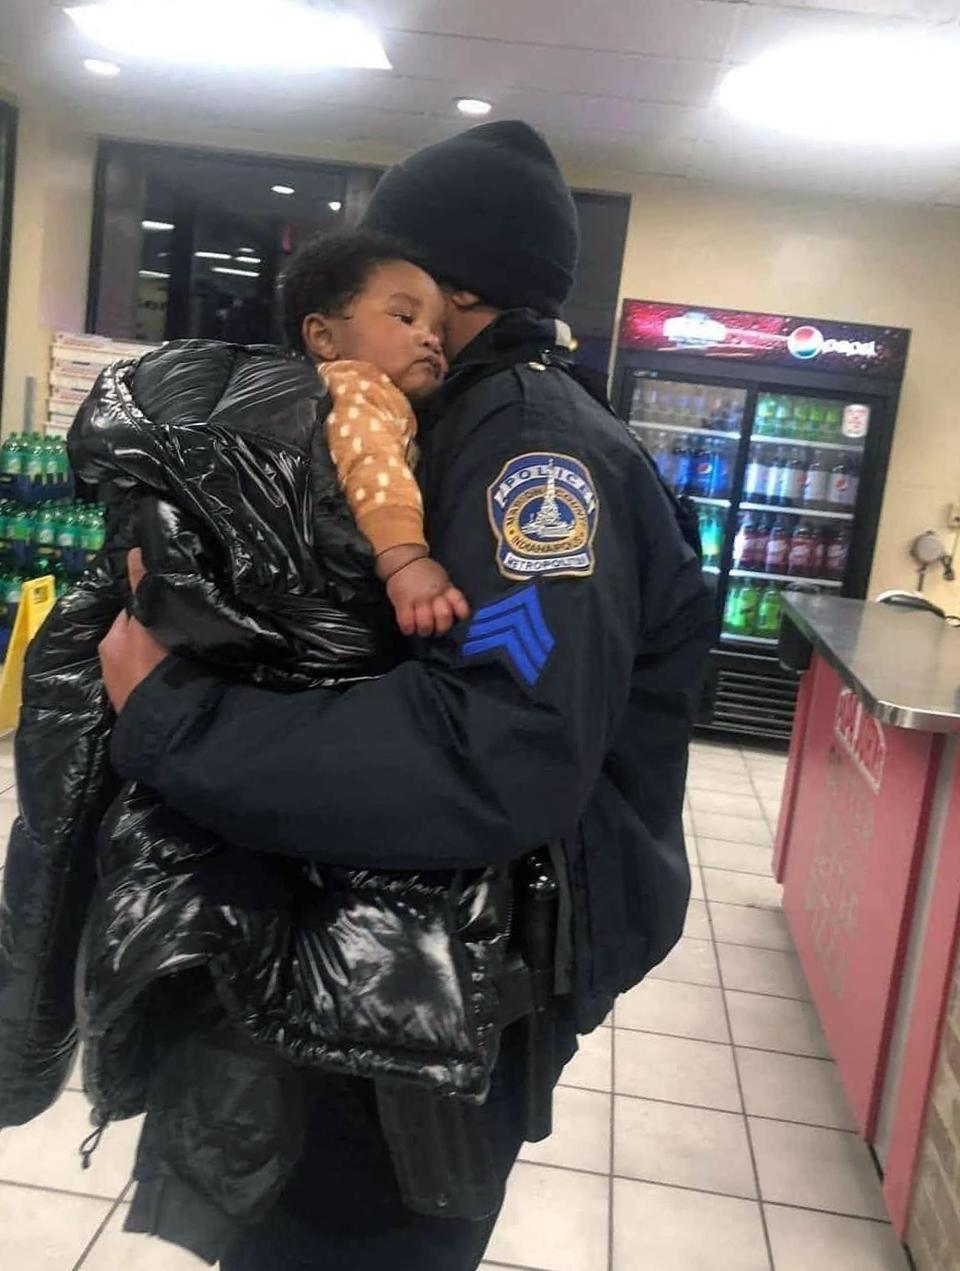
[139,269,170,279]
[65,1,391,71]
[328,200,343,212]
[142,220,174,231]
[456,98,492,117]
[718,35,960,146]
[195,251,232,260]
[237,247,257,254]
[272,184,295,196]
[83,57,120,76]
[235,256,262,264]
[213,266,260,277]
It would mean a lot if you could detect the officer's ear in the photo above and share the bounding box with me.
[301,314,340,362]
[446,289,487,313]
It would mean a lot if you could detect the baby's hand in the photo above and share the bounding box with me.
[386,555,470,637]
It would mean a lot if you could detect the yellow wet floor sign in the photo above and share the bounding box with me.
[0,575,56,731]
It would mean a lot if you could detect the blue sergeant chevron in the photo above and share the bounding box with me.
[460,584,555,687]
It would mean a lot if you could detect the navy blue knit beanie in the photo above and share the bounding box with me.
[361,121,580,317]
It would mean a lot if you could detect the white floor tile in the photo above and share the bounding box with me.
[698,838,774,877]
[647,937,719,988]
[693,813,773,847]
[614,1096,756,1198]
[737,1049,855,1130]
[687,788,766,819]
[718,944,810,1000]
[682,898,710,940]
[686,770,756,795]
[612,1179,769,1271]
[0,1182,112,1269]
[726,992,831,1058]
[703,867,782,909]
[689,869,704,900]
[615,1031,741,1112]
[520,1086,611,1175]
[616,978,729,1044]
[486,1163,608,1271]
[752,775,785,801]
[764,1204,910,1271]
[0,1091,140,1199]
[81,1205,207,1269]
[710,901,794,952]
[749,1119,887,1219]
[561,1026,612,1093]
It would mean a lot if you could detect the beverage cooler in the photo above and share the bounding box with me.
[613,300,911,744]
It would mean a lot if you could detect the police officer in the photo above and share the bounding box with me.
[99,121,715,1270]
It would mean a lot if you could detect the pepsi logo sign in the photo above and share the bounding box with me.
[787,325,878,362]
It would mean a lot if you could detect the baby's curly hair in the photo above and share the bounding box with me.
[280,230,433,353]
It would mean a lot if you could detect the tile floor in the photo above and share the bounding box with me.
[0,738,913,1270]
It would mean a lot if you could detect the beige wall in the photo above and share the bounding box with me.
[617,178,960,606]
[1,100,96,432]
[2,100,959,602]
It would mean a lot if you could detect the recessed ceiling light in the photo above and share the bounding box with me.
[83,57,120,77]
[718,35,960,146]
[139,269,170,279]
[272,184,295,196]
[456,98,492,117]
[195,251,232,260]
[213,266,260,278]
[328,200,343,212]
[141,220,174,231]
[64,1,391,71]
[237,247,257,254]
[235,256,262,265]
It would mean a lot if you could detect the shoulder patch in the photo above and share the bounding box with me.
[487,451,599,581]
[461,585,555,687]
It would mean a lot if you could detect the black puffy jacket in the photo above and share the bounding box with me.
[0,341,513,1145]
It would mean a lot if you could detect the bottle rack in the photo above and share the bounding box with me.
[729,569,843,588]
[740,502,853,521]
[632,420,741,441]
[749,434,863,453]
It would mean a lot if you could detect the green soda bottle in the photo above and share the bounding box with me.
[738,581,760,637]
[34,505,57,551]
[722,583,742,636]
[24,434,44,487]
[0,434,21,476]
[42,438,60,488]
[52,560,69,598]
[5,570,23,627]
[10,508,32,548]
[55,506,79,551]
[757,584,783,640]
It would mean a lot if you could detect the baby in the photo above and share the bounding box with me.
[283,231,469,636]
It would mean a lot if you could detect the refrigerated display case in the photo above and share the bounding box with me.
[614,300,911,743]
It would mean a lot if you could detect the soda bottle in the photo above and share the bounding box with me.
[811,526,829,578]
[765,517,791,575]
[24,434,44,489]
[701,510,722,568]
[754,395,773,438]
[723,583,743,636]
[828,458,859,509]
[52,560,69,599]
[42,438,60,490]
[634,383,652,421]
[752,518,771,571]
[55,505,79,551]
[691,439,716,498]
[826,527,851,582]
[671,436,692,495]
[802,452,829,508]
[792,399,810,443]
[4,570,23,628]
[725,395,744,434]
[823,404,843,442]
[692,392,708,428]
[787,522,815,577]
[765,450,786,506]
[744,446,770,502]
[756,584,783,640]
[658,388,675,424]
[774,397,792,437]
[808,400,826,441]
[710,439,733,499]
[777,453,805,507]
[34,505,57,551]
[739,581,760,636]
[649,431,672,483]
[56,440,71,493]
[0,434,21,477]
[733,514,755,571]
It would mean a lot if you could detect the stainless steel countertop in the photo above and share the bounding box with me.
[782,594,960,732]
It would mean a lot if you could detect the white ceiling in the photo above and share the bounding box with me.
[4,0,960,203]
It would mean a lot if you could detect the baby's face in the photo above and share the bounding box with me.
[333,260,447,403]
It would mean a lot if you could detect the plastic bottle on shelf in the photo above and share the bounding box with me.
[0,434,21,477]
[765,450,786,506]
[777,452,805,507]
[791,399,810,443]
[4,569,23,627]
[732,513,754,571]
[722,583,742,636]
[744,446,770,502]
[34,505,57,552]
[802,451,829,508]
[754,395,774,438]
[739,581,760,636]
[808,401,826,441]
[692,391,708,429]
[765,517,791,575]
[701,510,722,568]
[751,518,771,571]
[828,458,859,509]
[726,396,744,435]
[756,584,783,640]
[825,526,851,581]
[691,438,716,497]
[710,439,733,499]
[787,522,815,577]
[671,436,692,495]
[811,526,829,578]
[648,431,671,483]
[774,397,792,436]
[824,404,843,442]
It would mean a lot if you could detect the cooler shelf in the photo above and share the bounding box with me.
[703,564,720,575]
[720,632,778,647]
[740,502,853,521]
[730,568,843,588]
[632,420,740,440]
[690,496,731,508]
[749,434,864,453]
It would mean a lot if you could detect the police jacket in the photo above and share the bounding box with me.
[111,311,716,1034]
[0,342,518,1254]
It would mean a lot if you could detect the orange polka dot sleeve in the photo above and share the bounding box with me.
[319,360,427,556]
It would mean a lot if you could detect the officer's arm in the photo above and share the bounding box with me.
[111,405,646,870]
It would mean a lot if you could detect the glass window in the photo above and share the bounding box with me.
[0,101,18,412]
[87,141,629,362]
